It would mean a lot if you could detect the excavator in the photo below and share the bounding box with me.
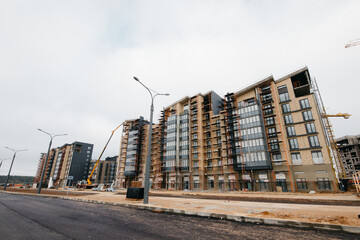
[86,123,123,187]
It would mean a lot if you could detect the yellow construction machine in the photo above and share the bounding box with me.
[87,123,123,185]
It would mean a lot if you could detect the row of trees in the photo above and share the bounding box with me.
[0,175,34,185]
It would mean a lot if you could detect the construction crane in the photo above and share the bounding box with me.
[322,113,351,119]
[312,77,353,191]
[87,123,123,185]
[345,38,360,48]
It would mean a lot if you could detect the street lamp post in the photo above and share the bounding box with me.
[3,147,27,190]
[133,76,169,204]
[37,128,67,194]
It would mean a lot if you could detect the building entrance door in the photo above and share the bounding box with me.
[276,179,288,192]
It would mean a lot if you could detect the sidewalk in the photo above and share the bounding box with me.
[2,189,360,234]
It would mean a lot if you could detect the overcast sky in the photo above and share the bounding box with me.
[1,0,359,176]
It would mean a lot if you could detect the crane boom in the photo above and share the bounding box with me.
[87,123,123,185]
[322,113,351,119]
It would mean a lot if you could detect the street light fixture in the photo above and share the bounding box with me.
[3,147,27,190]
[0,158,11,168]
[37,128,67,194]
[133,76,169,204]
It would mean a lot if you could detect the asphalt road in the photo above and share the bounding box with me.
[0,192,358,240]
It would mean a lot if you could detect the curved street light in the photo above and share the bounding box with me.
[37,128,67,194]
[133,76,169,204]
[3,147,27,190]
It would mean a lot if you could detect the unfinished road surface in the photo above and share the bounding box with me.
[0,192,358,240]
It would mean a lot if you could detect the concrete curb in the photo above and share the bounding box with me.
[2,191,360,234]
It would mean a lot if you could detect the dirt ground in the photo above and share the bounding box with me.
[4,187,95,196]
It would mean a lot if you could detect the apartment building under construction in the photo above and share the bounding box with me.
[115,67,339,192]
[34,141,93,188]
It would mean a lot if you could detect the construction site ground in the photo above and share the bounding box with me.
[3,188,360,230]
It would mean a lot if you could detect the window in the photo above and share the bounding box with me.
[284,115,293,124]
[216,130,221,137]
[74,144,82,153]
[317,177,331,190]
[207,150,212,158]
[264,104,271,109]
[296,178,307,190]
[272,153,282,165]
[181,159,189,167]
[312,151,324,164]
[302,110,313,121]
[300,99,310,109]
[308,135,320,147]
[286,126,296,137]
[264,105,273,115]
[180,149,189,156]
[265,117,275,125]
[268,127,277,137]
[291,153,302,165]
[208,177,214,188]
[282,103,291,113]
[305,123,316,134]
[279,92,290,102]
[194,178,199,189]
[193,161,199,168]
[269,139,279,150]
[168,115,177,122]
[264,108,273,115]
[193,134,198,140]
[289,138,299,150]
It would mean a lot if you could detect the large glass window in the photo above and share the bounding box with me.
[300,99,310,109]
[289,138,299,150]
[291,153,302,165]
[317,178,331,190]
[302,110,313,121]
[312,151,324,164]
[308,135,320,147]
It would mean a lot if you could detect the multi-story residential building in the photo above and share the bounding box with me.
[34,141,93,188]
[336,135,360,177]
[116,67,339,192]
[60,141,93,187]
[34,149,57,186]
[91,156,118,185]
[33,153,47,183]
[116,117,149,188]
